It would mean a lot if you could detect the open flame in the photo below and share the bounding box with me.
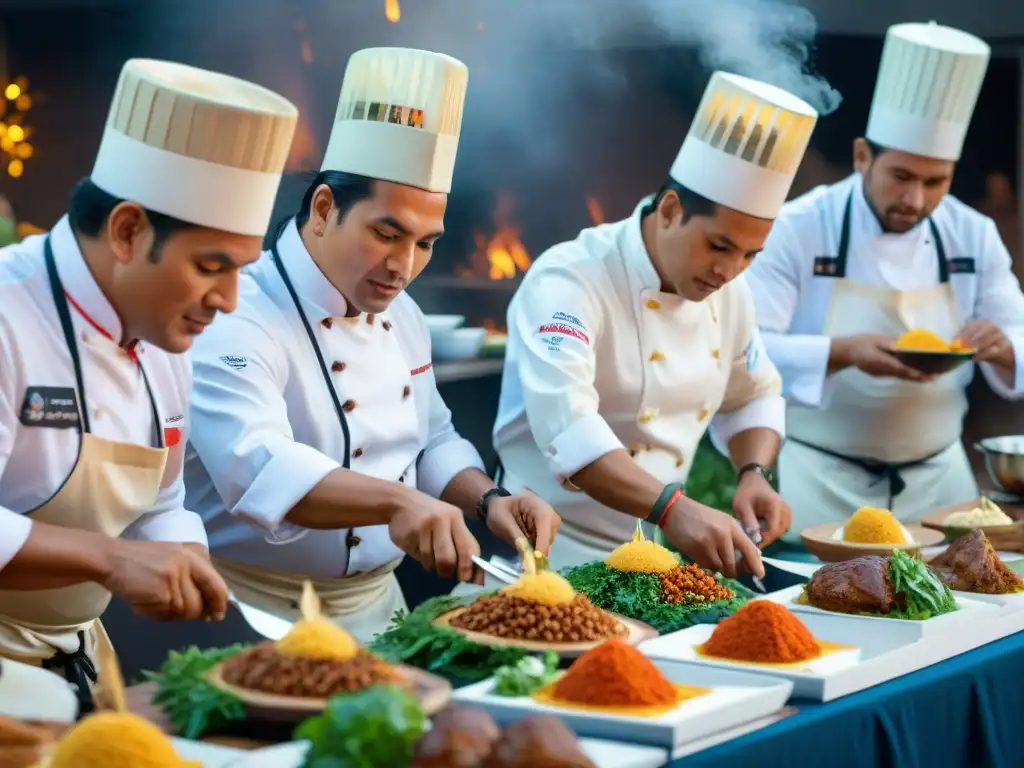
[385,0,400,22]
[586,196,605,225]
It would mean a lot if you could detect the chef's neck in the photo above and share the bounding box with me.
[73,232,136,345]
[639,211,677,294]
[298,222,361,318]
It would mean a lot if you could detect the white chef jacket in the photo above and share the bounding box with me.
[0,217,208,570]
[746,173,1024,410]
[493,200,785,546]
[183,220,485,577]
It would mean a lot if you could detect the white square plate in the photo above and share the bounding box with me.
[450,660,792,750]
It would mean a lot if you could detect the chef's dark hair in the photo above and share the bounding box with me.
[863,139,889,157]
[642,179,718,222]
[67,178,195,262]
[275,170,376,240]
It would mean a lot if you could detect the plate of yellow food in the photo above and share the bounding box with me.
[800,506,944,561]
[207,582,451,723]
[927,528,1024,608]
[889,329,974,374]
[921,497,1022,545]
[451,637,793,750]
[435,543,657,657]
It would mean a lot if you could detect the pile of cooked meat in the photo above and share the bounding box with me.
[929,530,1024,595]
[805,555,900,614]
[412,707,595,768]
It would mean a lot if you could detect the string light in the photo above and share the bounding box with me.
[1,75,33,178]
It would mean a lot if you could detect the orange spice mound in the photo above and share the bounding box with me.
[702,601,820,664]
[552,638,676,708]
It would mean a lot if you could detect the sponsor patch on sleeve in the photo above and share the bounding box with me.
[220,355,248,370]
[18,387,80,429]
[537,322,590,345]
[551,311,587,331]
[164,415,184,447]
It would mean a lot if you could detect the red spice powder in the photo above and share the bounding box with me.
[703,601,820,664]
[553,639,676,707]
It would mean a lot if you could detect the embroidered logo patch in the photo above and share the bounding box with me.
[537,322,589,345]
[19,387,80,429]
[220,355,248,370]
[164,416,184,447]
[551,311,586,331]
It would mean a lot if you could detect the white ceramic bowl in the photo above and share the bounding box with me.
[424,314,466,337]
[432,327,486,362]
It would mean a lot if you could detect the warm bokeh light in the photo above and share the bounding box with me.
[7,158,23,178]
[1,77,34,178]
[3,84,20,100]
[385,0,400,23]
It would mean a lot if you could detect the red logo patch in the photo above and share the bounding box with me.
[411,362,433,376]
[537,322,590,345]
[164,427,182,447]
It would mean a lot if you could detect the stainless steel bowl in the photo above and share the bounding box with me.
[974,436,1024,496]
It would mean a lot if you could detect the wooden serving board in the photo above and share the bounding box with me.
[920,499,1024,553]
[205,662,451,724]
[433,609,657,658]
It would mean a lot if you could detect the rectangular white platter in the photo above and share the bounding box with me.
[950,589,1024,609]
[639,610,918,701]
[759,584,998,638]
[451,659,793,751]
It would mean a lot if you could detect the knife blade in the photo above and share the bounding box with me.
[741,525,767,593]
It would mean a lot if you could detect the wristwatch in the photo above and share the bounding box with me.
[477,487,511,524]
[737,463,773,484]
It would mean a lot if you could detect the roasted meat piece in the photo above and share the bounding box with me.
[411,706,500,768]
[929,530,1024,595]
[805,555,898,614]
[489,715,596,768]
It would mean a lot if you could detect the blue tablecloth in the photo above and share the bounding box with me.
[673,631,1024,768]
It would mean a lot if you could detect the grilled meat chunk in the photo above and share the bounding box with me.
[805,555,898,614]
[929,530,1024,595]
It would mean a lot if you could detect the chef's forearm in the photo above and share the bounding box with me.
[0,521,118,589]
[284,468,413,529]
[727,428,782,469]
[439,467,496,520]
[569,449,664,519]
[827,337,854,374]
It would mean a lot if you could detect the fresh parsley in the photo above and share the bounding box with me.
[493,652,559,697]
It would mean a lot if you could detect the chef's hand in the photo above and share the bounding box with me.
[834,334,934,381]
[661,497,764,580]
[731,472,790,548]
[484,490,562,556]
[102,540,229,622]
[389,494,482,584]
[958,320,1014,367]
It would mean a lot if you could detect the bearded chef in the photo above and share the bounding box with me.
[184,48,560,644]
[0,59,298,707]
[493,72,822,575]
[744,22,1024,538]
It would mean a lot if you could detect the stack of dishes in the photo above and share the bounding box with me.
[425,315,487,362]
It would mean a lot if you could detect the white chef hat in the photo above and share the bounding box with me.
[866,22,990,161]
[320,47,469,194]
[90,59,298,237]
[669,72,818,220]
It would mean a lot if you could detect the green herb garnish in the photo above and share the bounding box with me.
[370,595,530,682]
[561,561,751,634]
[144,644,249,739]
[887,549,957,620]
[493,651,559,697]
[295,685,427,768]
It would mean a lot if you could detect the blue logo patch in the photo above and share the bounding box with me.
[552,311,586,331]
[220,355,248,370]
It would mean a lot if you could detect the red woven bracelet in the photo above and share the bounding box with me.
[658,488,685,530]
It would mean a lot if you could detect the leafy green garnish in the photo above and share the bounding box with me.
[370,595,531,682]
[887,549,957,620]
[561,561,751,634]
[493,651,559,697]
[295,685,427,768]
[144,644,249,739]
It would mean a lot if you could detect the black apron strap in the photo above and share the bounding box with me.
[41,631,97,716]
[270,242,352,469]
[43,235,90,435]
[928,218,950,284]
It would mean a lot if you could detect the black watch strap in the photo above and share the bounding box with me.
[737,463,773,483]
[477,487,511,523]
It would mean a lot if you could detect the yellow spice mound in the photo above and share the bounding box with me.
[893,329,955,352]
[277,616,359,662]
[843,507,906,544]
[501,571,576,606]
[47,712,199,768]
[606,527,679,574]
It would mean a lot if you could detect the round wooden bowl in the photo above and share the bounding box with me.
[433,609,657,659]
[800,523,944,562]
[889,348,974,374]
[206,662,451,724]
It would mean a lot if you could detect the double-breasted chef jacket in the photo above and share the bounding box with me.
[0,220,207,655]
[493,200,786,571]
[745,174,1024,537]
[183,220,485,641]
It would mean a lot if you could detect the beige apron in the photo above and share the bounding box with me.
[0,235,170,707]
[217,558,407,645]
[781,194,977,540]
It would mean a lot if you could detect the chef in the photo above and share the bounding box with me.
[744,22,1024,537]
[184,48,560,644]
[0,59,298,706]
[494,72,820,574]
